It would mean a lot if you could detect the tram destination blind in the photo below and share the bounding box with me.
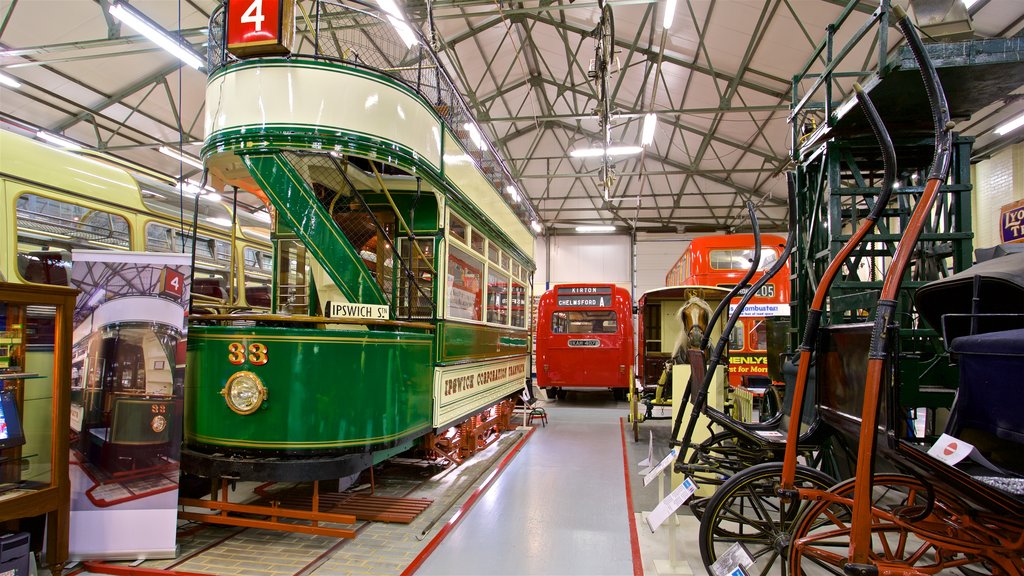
[556,286,612,308]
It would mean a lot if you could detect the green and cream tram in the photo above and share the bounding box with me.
[182,0,538,487]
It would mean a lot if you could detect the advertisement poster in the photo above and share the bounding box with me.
[68,251,190,560]
[1000,199,1024,244]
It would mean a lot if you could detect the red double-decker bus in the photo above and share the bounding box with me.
[665,234,791,389]
[535,284,633,400]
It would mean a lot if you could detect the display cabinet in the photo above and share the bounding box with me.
[0,282,76,574]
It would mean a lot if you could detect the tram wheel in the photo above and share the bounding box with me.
[698,462,835,574]
[789,475,1004,575]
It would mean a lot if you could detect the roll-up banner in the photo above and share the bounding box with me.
[68,251,190,560]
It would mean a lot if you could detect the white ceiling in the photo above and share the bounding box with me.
[2,0,1023,234]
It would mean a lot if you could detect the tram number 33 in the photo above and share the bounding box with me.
[227,342,269,366]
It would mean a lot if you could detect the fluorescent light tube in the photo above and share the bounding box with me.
[663,0,677,29]
[387,15,418,48]
[109,1,204,70]
[531,220,542,233]
[962,0,980,9]
[376,0,404,18]
[576,225,616,233]
[570,146,643,158]
[995,113,1024,136]
[641,113,657,146]
[36,131,82,150]
[0,72,21,88]
[506,185,521,203]
[159,146,204,169]
[463,123,487,151]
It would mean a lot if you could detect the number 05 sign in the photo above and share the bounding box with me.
[226,0,294,57]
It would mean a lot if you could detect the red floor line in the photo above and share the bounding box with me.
[82,561,211,576]
[620,417,645,576]
[400,427,536,576]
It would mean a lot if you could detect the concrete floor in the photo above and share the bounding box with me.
[70,390,704,576]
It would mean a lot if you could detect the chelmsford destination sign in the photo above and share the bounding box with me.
[556,286,613,308]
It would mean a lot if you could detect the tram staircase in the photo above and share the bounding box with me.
[788,2,1024,425]
[239,150,432,321]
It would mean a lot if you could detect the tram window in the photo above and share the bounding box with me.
[487,270,509,324]
[551,310,617,334]
[449,213,469,244]
[16,193,130,251]
[510,281,527,328]
[447,245,483,321]
[729,320,745,350]
[471,230,485,254]
[275,238,310,315]
[710,249,778,271]
[500,252,509,271]
[488,243,500,265]
[398,238,434,318]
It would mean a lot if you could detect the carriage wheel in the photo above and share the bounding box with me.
[683,431,768,489]
[789,475,1004,575]
[698,462,835,574]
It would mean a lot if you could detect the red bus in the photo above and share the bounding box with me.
[535,284,633,400]
[665,234,791,389]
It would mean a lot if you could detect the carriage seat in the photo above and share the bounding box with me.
[948,328,1024,476]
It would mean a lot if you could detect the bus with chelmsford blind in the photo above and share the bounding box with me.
[535,284,633,401]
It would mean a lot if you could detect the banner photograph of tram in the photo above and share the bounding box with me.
[70,299,183,477]
[176,0,539,535]
[535,284,633,401]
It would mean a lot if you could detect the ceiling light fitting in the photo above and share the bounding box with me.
[641,113,657,146]
[570,146,643,158]
[36,131,83,150]
[108,1,204,70]
[506,185,521,203]
[531,220,542,233]
[0,72,21,88]
[159,146,204,169]
[663,0,677,29]
[375,0,418,48]
[995,112,1024,136]
[576,225,616,233]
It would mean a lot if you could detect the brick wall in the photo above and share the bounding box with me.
[973,143,1024,252]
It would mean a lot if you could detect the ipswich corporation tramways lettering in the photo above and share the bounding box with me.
[442,362,526,397]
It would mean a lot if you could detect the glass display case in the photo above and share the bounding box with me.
[0,282,76,574]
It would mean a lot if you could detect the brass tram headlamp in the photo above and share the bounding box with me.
[221,371,268,415]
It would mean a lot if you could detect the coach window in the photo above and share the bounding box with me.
[15,193,129,284]
[710,248,779,271]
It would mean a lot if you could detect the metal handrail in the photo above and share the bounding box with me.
[788,0,892,155]
[207,0,541,232]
